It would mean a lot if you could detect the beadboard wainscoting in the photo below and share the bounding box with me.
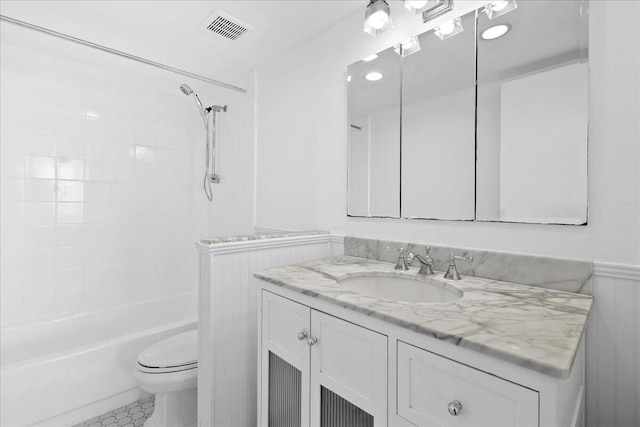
[196,233,344,427]
[586,263,640,427]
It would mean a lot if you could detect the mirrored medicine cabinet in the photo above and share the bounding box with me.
[347,0,589,225]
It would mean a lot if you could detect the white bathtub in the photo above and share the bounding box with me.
[0,294,197,426]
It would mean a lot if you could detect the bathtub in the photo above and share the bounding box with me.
[0,294,197,426]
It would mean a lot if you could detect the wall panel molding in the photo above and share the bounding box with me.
[196,233,340,427]
[586,262,640,427]
[593,262,640,281]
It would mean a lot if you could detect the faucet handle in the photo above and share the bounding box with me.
[449,253,473,264]
[387,246,410,271]
[444,253,473,280]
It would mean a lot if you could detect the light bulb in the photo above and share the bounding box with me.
[439,20,456,35]
[365,72,384,81]
[407,1,428,8]
[368,10,389,30]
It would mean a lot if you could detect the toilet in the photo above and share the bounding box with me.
[134,329,198,427]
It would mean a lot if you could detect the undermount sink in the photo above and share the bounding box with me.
[338,275,461,304]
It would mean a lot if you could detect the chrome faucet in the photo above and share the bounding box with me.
[408,246,435,275]
[388,247,411,271]
[444,253,473,280]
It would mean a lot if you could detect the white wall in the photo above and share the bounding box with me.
[255,0,640,266]
[0,22,255,327]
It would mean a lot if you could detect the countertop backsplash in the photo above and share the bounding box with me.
[345,237,593,295]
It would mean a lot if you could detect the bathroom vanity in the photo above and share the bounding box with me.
[255,256,592,427]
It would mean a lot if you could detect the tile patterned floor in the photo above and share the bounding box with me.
[72,395,155,427]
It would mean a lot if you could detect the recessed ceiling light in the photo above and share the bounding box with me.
[365,72,384,81]
[481,24,511,40]
[363,54,378,62]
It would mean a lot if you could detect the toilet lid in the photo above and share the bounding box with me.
[138,329,198,369]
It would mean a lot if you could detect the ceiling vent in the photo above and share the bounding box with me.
[201,10,254,41]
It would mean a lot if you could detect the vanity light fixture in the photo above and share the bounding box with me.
[481,24,511,40]
[364,0,393,37]
[362,54,379,62]
[404,0,434,15]
[483,0,517,19]
[394,36,421,57]
[365,71,384,81]
[434,17,463,40]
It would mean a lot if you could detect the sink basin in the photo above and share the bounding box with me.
[338,276,461,304]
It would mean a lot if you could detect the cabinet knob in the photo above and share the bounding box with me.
[447,400,462,416]
[297,331,308,341]
[307,336,318,346]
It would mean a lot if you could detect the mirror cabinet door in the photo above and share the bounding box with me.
[401,11,477,220]
[347,47,401,218]
[475,0,589,224]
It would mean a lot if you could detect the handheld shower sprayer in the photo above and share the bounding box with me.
[180,83,205,117]
[179,83,228,202]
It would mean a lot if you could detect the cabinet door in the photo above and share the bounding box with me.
[310,311,388,427]
[261,291,311,427]
[397,341,538,427]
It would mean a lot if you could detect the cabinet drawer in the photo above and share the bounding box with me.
[397,341,538,427]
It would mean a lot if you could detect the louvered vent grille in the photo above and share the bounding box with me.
[201,11,253,41]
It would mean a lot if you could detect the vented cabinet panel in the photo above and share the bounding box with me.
[261,292,311,427]
[321,386,374,427]
[269,352,302,427]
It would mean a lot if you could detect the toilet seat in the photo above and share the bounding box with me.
[137,329,198,373]
[137,361,197,374]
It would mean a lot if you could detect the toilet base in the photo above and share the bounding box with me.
[144,388,197,427]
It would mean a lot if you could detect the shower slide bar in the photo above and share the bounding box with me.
[0,14,247,94]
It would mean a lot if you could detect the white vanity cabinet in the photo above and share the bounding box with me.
[397,342,538,427]
[260,290,388,427]
[258,284,585,427]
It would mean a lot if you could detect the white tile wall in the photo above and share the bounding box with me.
[0,26,255,327]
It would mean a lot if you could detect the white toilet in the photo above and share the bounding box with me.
[134,329,198,427]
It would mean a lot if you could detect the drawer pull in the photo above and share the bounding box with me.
[447,400,462,416]
[307,336,318,346]
[297,331,308,340]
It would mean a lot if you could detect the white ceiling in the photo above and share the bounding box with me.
[0,0,364,86]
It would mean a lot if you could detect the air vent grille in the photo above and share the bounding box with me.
[201,11,254,41]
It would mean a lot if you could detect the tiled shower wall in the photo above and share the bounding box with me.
[0,25,255,327]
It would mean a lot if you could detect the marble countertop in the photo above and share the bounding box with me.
[254,256,593,378]
[200,230,328,245]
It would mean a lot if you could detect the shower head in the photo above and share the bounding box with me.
[180,84,193,96]
[180,83,204,116]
